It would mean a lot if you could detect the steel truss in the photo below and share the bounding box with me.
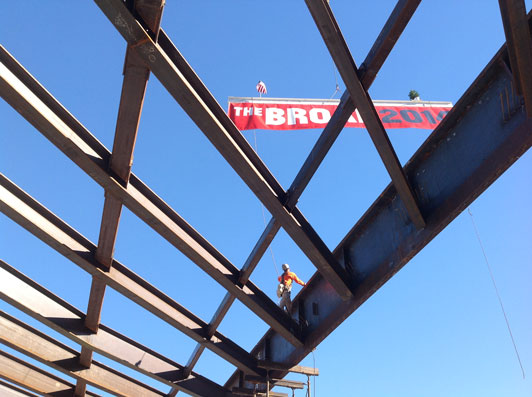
[0,1,530,396]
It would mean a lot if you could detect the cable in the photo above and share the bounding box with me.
[467,208,525,379]
[329,61,340,99]
[311,349,316,397]
[251,130,280,277]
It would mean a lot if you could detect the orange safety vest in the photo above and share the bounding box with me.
[278,271,305,289]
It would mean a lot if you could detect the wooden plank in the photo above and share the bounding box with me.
[0,46,303,347]
[0,262,230,396]
[0,350,100,397]
[95,0,353,300]
[0,312,166,397]
[305,0,425,229]
[0,178,262,377]
[498,0,532,116]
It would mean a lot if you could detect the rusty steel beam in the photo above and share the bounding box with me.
[232,388,288,397]
[226,26,532,388]
[183,218,280,377]
[81,1,165,393]
[244,376,305,390]
[290,0,422,203]
[359,0,421,88]
[0,311,166,397]
[0,176,262,377]
[305,0,425,229]
[498,0,532,116]
[0,379,40,397]
[0,45,303,348]
[85,196,123,332]
[0,260,232,397]
[257,361,319,376]
[184,0,422,378]
[0,350,100,397]
[94,0,353,300]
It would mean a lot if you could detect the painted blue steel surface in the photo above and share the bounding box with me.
[227,47,532,387]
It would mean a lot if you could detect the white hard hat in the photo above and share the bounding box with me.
[282,263,290,271]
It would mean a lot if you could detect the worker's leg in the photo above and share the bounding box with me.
[280,290,292,313]
[279,290,288,311]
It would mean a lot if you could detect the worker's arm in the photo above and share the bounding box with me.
[278,275,282,283]
[291,272,306,287]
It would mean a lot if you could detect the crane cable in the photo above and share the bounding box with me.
[311,348,317,397]
[467,208,525,379]
[329,61,340,99]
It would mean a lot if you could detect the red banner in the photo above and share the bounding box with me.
[228,99,452,131]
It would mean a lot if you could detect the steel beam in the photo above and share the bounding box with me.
[0,45,302,348]
[0,379,40,397]
[0,261,232,396]
[359,0,421,87]
[82,1,165,393]
[226,28,532,388]
[94,0,353,300]
[257,361,318,376]
[244,376,305,390]
[231,388,288,397]
[305,0,425,229]
[0,350,100,397]
[0,175,262,377]
[184,0,423,378]
[184,0,422,377]
[498,0,532,116]
[0,311,166,396]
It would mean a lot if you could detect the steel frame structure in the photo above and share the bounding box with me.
[0,1,531,396]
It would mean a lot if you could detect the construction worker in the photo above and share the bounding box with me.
[278,263,306,313]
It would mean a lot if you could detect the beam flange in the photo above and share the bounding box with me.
[359,0,421,87]
[0,260,232,396]
[0,174,262,376]
[231,388,288,397]
[184,0,423,376]
[305,0,425,229]
[0,311,166,397]
[226,26,532,389]
[0,350,100,397]
[0,44,303,348]
[257,361,319,376]
[498,0,532,116]
[94,0,353,300]
[244,376,305,390]
[0,379,40,397]
[81,1,165,393]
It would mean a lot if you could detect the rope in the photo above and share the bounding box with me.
[467,208,525,379]
[252,130,280,277]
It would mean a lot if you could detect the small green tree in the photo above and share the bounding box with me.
[408,90,420,100]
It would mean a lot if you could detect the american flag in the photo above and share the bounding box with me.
[256,81,267,95]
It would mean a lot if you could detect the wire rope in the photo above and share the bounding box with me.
[468,208,525,379]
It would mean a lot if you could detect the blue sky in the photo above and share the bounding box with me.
[1,1,531,396]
